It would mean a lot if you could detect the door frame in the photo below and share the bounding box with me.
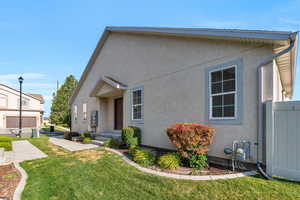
[114,97,123,130]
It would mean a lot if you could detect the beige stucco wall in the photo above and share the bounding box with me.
[71,32,277,162]
[0,85,43,128]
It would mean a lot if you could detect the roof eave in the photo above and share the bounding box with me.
[289,32,299,98]
[106,26,293,42]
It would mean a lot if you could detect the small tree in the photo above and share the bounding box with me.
[166,123,215,159]
[50,75,78,126]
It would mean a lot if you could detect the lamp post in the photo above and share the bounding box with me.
[18,76,24,136]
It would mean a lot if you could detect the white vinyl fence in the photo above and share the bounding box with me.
[266,101,300,181]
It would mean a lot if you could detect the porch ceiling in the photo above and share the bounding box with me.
[90,76,127,98]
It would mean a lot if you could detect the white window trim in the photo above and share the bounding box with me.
[209,65,237,120]
[0,94,7,108]
[74,105,78,121]
[83,103,87,120]
[131,89,143,121]
[18,97,30,109]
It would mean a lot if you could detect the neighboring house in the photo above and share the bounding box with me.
[43,117,50,125]
[0,84,44,129]
[69,27,298,163]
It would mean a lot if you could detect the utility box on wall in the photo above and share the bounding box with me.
[90,110,98,130]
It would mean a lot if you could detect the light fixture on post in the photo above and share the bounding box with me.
[18,76,24,137]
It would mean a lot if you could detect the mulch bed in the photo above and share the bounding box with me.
[73,139,245,176]
[0,163,21,200]
[113,148,244,176]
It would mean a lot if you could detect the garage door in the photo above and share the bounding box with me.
[6,116,37,128]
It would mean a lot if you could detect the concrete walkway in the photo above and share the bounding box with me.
[5,140,48,163]
[0,140,47,200]
[49,137,97,151]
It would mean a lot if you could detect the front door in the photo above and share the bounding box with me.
[114,97,123,130]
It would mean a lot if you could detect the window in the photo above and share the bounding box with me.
[18,98,29,108]
[0,94,7,108]
[132,89,143,120]
[83,103,87,120]
[74,105,78,121]
[210,66,236,119]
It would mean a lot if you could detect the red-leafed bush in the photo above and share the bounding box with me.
[166,123,215,158]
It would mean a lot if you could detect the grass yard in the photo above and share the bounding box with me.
[41,127,66,133]
[20,137,300,200]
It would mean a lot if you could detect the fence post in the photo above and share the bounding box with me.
[265,100,274,176]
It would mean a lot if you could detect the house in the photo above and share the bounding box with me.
[69,27,298,163]
[43,117,50,125]
[0,84,44,129]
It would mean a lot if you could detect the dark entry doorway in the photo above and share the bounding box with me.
[114,97,123,130]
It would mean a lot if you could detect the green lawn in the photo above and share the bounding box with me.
[20,137,300,200]
[0,136,12,151]
[41,126,66,134]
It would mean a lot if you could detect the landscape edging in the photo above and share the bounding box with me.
[104,147,257,180]
[13,162,28,200]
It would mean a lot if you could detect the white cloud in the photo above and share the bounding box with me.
[0,73,45,81]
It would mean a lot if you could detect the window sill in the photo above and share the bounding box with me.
[206,118,242,125]
[131,120,144,125]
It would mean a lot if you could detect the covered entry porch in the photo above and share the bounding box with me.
[90,76,127,138]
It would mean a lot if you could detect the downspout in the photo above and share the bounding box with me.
[256,37,296,179]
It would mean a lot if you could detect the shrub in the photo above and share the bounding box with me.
[64,132,79,140]
[122,126,141,149]
[131,148,155,167]
[103,138,119,148]
[158,152,181,170]
[0,141,12,151]
[129,146,140,157]
[188,152,208,170]
[57,123,69,128]
[82,137,91,144]
[81,132,92,138]
[166,123,215,158]
[0,136,13,142]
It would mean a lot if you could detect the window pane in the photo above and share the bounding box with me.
[223,80,235,92]
[212,95,222,106]
[211,82,222,94]
[224,106,235,117]
[211,71,222,82]
[224,94,235,105]
[212,106,222,117]
[133,90,142,104]
[223,67,235,80]
[133,105,142,119]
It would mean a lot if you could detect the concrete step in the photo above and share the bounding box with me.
[94,136,111,141]
[93,132,121,137]
[0,148,5,164]
[91,140,105,146]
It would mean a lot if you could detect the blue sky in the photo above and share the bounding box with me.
[0,0,300,116]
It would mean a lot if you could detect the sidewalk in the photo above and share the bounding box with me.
[4,140,48,163]
[49,138,97,151]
